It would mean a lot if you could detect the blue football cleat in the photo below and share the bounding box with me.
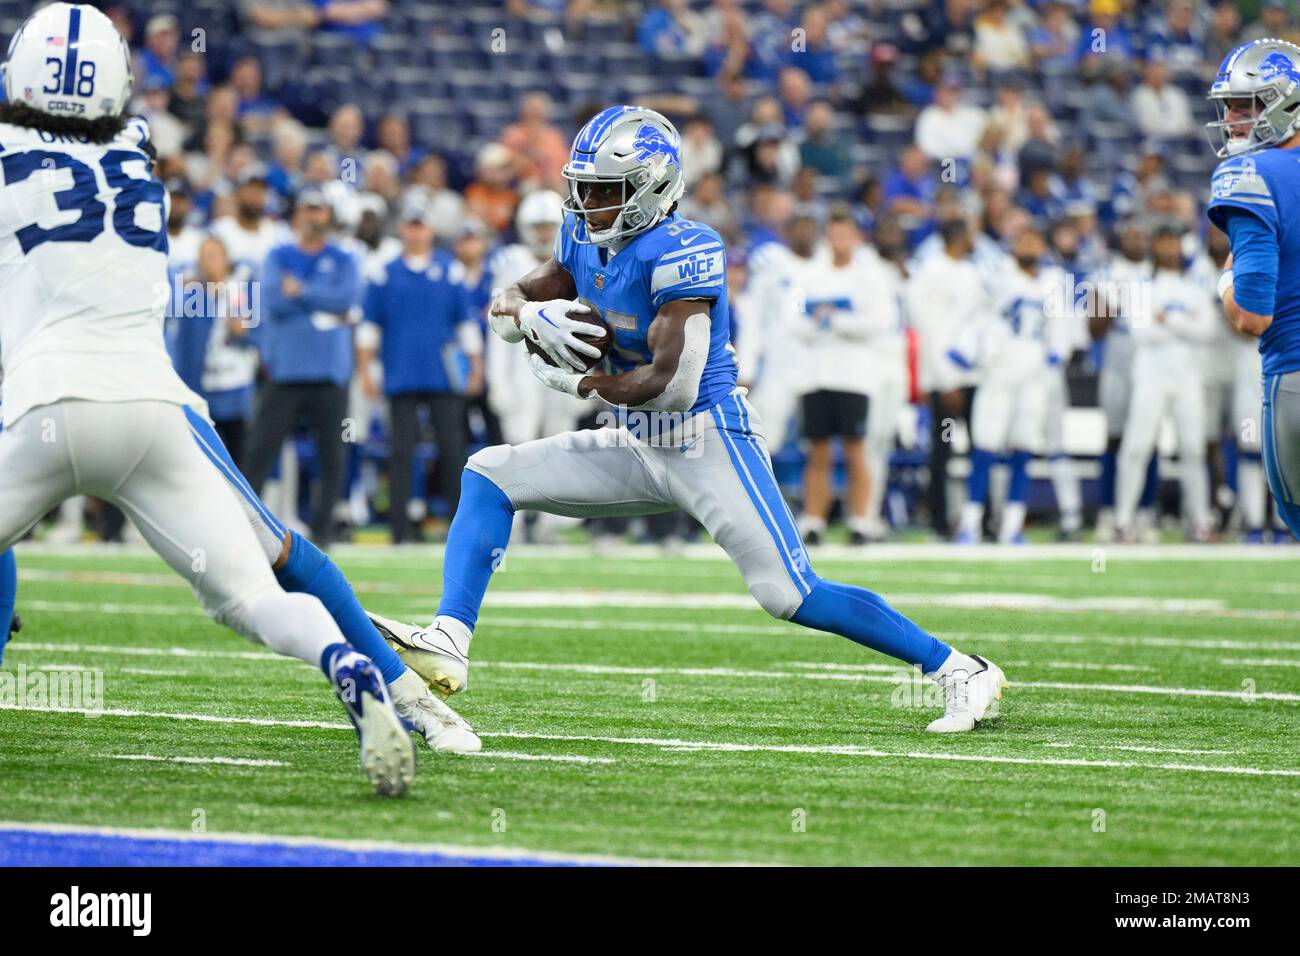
[329,650,416,797]
[954,529,978,545]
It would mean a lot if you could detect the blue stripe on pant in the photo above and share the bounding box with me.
[183,406,285,541]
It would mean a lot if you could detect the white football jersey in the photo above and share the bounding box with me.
[0,118,199,427]
[785,245,902,396]
[968,261,1071,383]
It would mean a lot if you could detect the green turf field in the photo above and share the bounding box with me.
[1,542,1297,866]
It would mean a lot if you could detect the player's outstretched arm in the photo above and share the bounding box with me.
[575,299,710,411]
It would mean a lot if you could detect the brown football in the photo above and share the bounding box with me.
[525,297,612,371]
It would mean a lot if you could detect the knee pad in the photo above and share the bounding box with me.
[749,578,810,621]
[204,580,279,643]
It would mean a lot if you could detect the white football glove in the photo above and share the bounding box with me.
[527,350,586,397]
[516,299,602,372]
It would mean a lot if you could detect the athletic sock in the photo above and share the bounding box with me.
[791,578,951,673]
[0,548,15,666]
[1051,453,1082,532]
[1140,453,1160,509]
[1099,448,1117,508]
[275,532,406,685]
[435,469,516,631]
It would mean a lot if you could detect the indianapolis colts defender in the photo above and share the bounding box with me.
[375,107,1009,733]
[1207,38,1300,538]
[0,5,473,795]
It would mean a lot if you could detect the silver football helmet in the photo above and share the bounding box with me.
[561,105,686,247]
[1207,38,1300,157]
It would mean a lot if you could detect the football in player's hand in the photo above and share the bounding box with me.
[525,297,612,371]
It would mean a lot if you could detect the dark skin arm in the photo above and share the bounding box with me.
[495,258,703,406]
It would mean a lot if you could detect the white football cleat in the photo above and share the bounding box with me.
[389,670,482,754]
[368,611,469,699]
[926,655,1008,733]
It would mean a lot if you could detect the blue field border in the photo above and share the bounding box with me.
[0,830,596,867]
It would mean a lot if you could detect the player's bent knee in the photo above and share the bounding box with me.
[466,444,513,482]
[749,581,803,621]
[205,580,281,643]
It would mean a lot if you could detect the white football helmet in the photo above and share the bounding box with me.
[515,189,563,259]
[562,105,685,247]
[3,3,133,121]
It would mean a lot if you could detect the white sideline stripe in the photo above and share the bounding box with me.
[787,660,1152,674]
[18,541,1298,562]
[462,751,614,765]
[109,753,286,767]
[0,820,741,867]
[1044,742,1241,756]
[121,668,190,677]
[2,703,1297,777]
[6,643,1296,701]
[1220,658,1300,668]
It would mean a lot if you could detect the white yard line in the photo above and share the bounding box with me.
[6,642,1296,700]
[0,820,735,867]
[1043,742,1241,756]
[462,751,614,765]
[0,702,1295,778]
[108,753,286,767]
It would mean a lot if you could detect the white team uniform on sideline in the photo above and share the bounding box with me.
[486,241,592,445]
[739,238,805,453]
[0,117,332,655]
[1115,267,1215,535]
[1097,254,1152,438]
[961,261,1069,455]
[906,250,987,395]
[867,253,910,533]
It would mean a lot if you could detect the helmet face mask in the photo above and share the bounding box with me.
[1207,39,1300,157]
[562,106,685,247]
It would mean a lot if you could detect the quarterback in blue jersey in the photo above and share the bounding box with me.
[382,106,1009,733]
[1206,38,1300,538]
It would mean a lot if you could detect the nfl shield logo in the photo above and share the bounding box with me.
[594,273,605,290]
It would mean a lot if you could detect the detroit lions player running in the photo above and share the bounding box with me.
[374,107,1008,733]
[1207,39,1300,539]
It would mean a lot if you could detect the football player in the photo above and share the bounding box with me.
[0,5,473,796]
[1114,226,1215,540]
[375,107,1009,733]
[1206,38,1300,539]
[952,225,1069,545]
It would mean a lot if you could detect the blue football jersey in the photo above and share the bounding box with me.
[1207,148,1300,374]
[554,212,737,413]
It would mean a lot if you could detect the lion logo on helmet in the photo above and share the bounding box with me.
[631,124,680,168]
[1258,50,1300,83]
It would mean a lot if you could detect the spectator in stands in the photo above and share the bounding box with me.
[165,178,204,277]
[136,14,180,91]
[637,0,708,60]
[211,165,291,282]
[136,75,187,160]
[748,0,801,81]
[1205,2,1243,69]
[883,143,937,247]
[787,3,838,84]
[679,170,738,240]
[323,104,367,181]
[230,55,283,136]
[171,237,259,466]
[407,154,465,241]
[1028,1,1081,73]
[376,114,424,177]
[700,71,751,150]
[239,0,320,44]
[167,52,208,133]
[267,119,309,207]
[1085,59,1135,129]
[1241,0,1293,45]
[464,143,520,235]
[498,92,569,192]
[245,187,361,547]
[315,0,388,47]
[1130,57,1195,142]
[904,0,977,58]
[681,115,724,186]
[988,76,1030,153]
[853,43,911,116]
[777,66,814,129]
[357,200,482,542]
[915,73,987,162]
[1076,0,1134,75]
[1145,0,1206,78]
[973,0,1029,76]
[1017,102,1059,187]
[703,3,752,80]
[799,100,851,183]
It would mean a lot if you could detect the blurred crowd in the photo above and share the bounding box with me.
[18,0,1299,546]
